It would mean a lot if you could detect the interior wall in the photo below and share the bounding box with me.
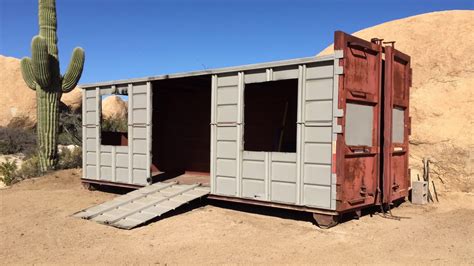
[244,79,298,152]
[152,76,211,173]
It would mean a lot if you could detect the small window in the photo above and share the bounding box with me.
[100,93,128,146]
[244,79,298,152]
[345,103,373,146]
[392,107,405,144]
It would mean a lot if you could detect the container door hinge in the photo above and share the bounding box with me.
[333,125,343,134]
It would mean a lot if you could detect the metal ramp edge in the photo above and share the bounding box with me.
[74,182,210,229]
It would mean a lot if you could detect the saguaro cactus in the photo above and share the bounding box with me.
[21,0,85,172]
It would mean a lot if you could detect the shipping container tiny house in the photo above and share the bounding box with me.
[81,31,411,227]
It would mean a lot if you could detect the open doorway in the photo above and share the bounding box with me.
[151,76,212,184]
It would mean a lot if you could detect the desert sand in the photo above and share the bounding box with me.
[0,169,473,264]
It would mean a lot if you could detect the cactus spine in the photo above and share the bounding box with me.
[21,0,85,172]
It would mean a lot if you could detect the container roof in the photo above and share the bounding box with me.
[79,54,337,89]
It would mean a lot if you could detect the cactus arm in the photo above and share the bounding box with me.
[20,57,38,90]
[31,35,51,87]
[62,47,85,93]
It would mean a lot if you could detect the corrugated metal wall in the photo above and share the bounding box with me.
[82,82,152,186]
[211,55,343,210]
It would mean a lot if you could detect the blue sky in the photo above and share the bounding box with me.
[1,0,472,84]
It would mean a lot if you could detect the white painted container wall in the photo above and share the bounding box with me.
[82,82,152,186]
[81,53,343,211]
[210,53,343,211]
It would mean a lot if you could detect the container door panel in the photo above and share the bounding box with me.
[334,31,382,211]
[383,47,411,203]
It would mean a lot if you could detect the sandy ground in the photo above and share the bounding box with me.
[0,169,473,265]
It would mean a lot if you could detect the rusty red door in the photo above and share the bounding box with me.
[334,31,383,212]
[383,46,412,203]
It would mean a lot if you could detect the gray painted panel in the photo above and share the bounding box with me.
[273,67,298,80]
[86,98,96,111]
[216,176,236,196]
[392,108,405,143]
[304,143,332,164]
[271,162,296,183]
[86,112,96,125]
[306,64,334,80]
[132,93,147,107]
[242,179,265,199]
[244,71,266,84]
[116,146,129,153]
[101,145,112,152]
[133,127,147,138]
[100,166,112,181]
[345,103,373,146]
[271,182,296,204]
[242,151,265,161]
[303,164,331,186]
[86,166,97,179]
[132,109,147,124]
[100,153,112,166]
[303,184,331,208]
[304,126,332,143]
[133,154,148,169]
[86,152,96,165]
[271,152,296,162]
[86,127,95,138]
[132,169,147,185]
[216,159,237,177]
[217,86,238,105]
[85,89,96,98]
[242,160,265,180]
[216,105,237,123]
[116,167,129,183]
[86,139,96,152]
[132,83,147,94]
[216,141,237,159]
[217,75,238,87]
[116,153,128,167]
[305,78,333,100]
[305,100,332,122]
[133,139,147,154]
[216,126,237,141]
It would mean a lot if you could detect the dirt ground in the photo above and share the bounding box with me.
[0,169,473,265]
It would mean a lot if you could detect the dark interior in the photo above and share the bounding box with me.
[244,79,298,152]
[151,76,212,175]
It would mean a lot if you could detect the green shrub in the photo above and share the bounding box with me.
[102,116,128,133]
[0,159,18,186]
[58,147,82,169]
[58,106,82,146]
[0,127,36,156]
[17,155,41,179]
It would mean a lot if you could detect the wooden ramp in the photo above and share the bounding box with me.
[74,182,209,229]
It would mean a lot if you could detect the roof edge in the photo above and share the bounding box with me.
[79,54,336,89]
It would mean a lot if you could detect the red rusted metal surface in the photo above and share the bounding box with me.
[334,31,383,213]
[383,46,412,204]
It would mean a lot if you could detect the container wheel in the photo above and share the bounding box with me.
[82,182,97,191]
[313,213,339,229]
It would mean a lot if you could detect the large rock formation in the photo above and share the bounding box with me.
[0,55,82,127]
[101,95,128,120]
[319,10,473,192]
